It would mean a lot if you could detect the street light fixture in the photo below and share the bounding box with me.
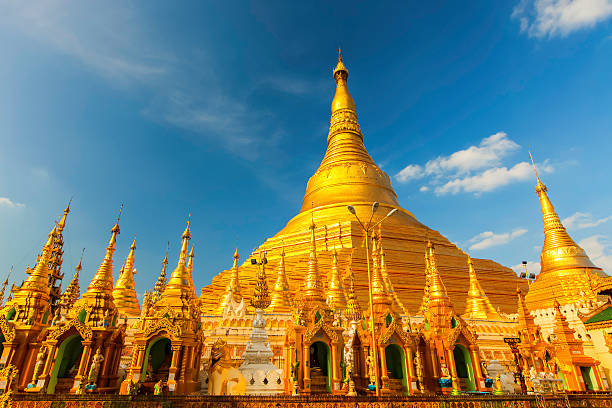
[346,202,398,397]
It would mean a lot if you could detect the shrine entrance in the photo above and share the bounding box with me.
[309,341,331,393]
[580,366,596,391]
[384,344,408,394]
[47,334,84,394]
[453,345,475,391]
[143,338,172,384]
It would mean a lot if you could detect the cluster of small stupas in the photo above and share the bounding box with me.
[1,52,611,397]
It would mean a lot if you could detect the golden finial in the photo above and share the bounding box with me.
[462,252,500,320]
[270,245,292,312]
[529,151,547,194]
[345,256,362,322]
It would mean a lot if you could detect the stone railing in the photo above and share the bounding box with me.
[5,392,612,408]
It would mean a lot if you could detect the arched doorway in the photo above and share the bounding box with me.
[142,338,172,383]
[47,334,84,393]
[309,341,331,393]
[385,344,408,394]
[453,345,475,391]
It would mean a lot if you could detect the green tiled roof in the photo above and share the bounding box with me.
[585,307,612,324]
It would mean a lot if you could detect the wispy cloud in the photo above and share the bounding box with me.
[0,2,310,163]
[468,228,528,250]
[579,234,612,271]
[0,197,25,209]
[562,212,612,230]
[395,132,552,195]
[512,0,612,38]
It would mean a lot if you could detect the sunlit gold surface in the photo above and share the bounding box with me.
[200,55,524,316]
[112,238,141,317]
[326,249,347,310]
[462,255,501,320]
[525,161,602,309]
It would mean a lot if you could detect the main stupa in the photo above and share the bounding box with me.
[200,52,524,316]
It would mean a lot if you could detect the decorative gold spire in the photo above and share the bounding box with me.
[331,48,355,113]
[152,243,169,304]
[296,52,404,218]
[418,244,432,315]
[161,219,196,304]
[516,287,540,342]
[0,271,10,307]
[229,247,242,300]
[303,219,325,301]
[48,201,70,310]
[370,236,391,306]
[529,152,597,273]
[60,250,83,310]
[80,206,122,323]
[326,249,347,311]
[251,253,271,310]
[112,237,141,317]
[8,229,55,323]
[187,243,195,293]
[84,209,121,298]
[270,247,292,312]
[378,230,407,314]
[423,241,455,330]
[344,260,362,322]
[462,254,501,320]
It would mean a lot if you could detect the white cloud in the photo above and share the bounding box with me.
[434,161,532,195]
[562,212,612,230]
[469,228,528,250]
[513,0,612,38]
[579,235,612,272]
[396,164,424,182]
[424,132,519,176]
[512,260,541,275]
[0,197,25,209]
[394,132,553,196]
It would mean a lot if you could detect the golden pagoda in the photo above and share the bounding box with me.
[270,247,292,313]
[59,252,83,313]
[326,249,347,312]
[525,154,602,310]
[462,254,501,320]
[200,51,523,321]
[113,238,141,318]
[0,227,56,391]
[120,220,202,395]
[31,213,127,394]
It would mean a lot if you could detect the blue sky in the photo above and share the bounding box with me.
[1,1,611,296]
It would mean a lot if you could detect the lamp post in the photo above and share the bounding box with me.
[347,202,398,397]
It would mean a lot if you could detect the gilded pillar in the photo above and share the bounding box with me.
[593,366,605,391]
[330,343,341,394]
[379,345,390,394]
[469,346,484,391]
[405,347,416,394]
[303,343,311,394]
[446,348,458,378]
[167,345,181,393]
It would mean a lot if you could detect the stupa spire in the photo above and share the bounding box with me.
[423,241,456,330]
[270,247,292,312]
[162,217,195,302]
[529,152,597,273]
[326,249,347,311]
[152,243,169,304]
[229,246,242,300]
[113,237,141,317]
[84,205,121,298]
[297,51,401,216]
[0,270,10,307]
[378,230,407,313]
[462,254,501,320]
[60,249,83,310]
[303,218,324,301]
[8,229,55,323]
[371,235,391,306]
[418,243,432,315]
[187,243,196,294]
[344,259,362,322]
